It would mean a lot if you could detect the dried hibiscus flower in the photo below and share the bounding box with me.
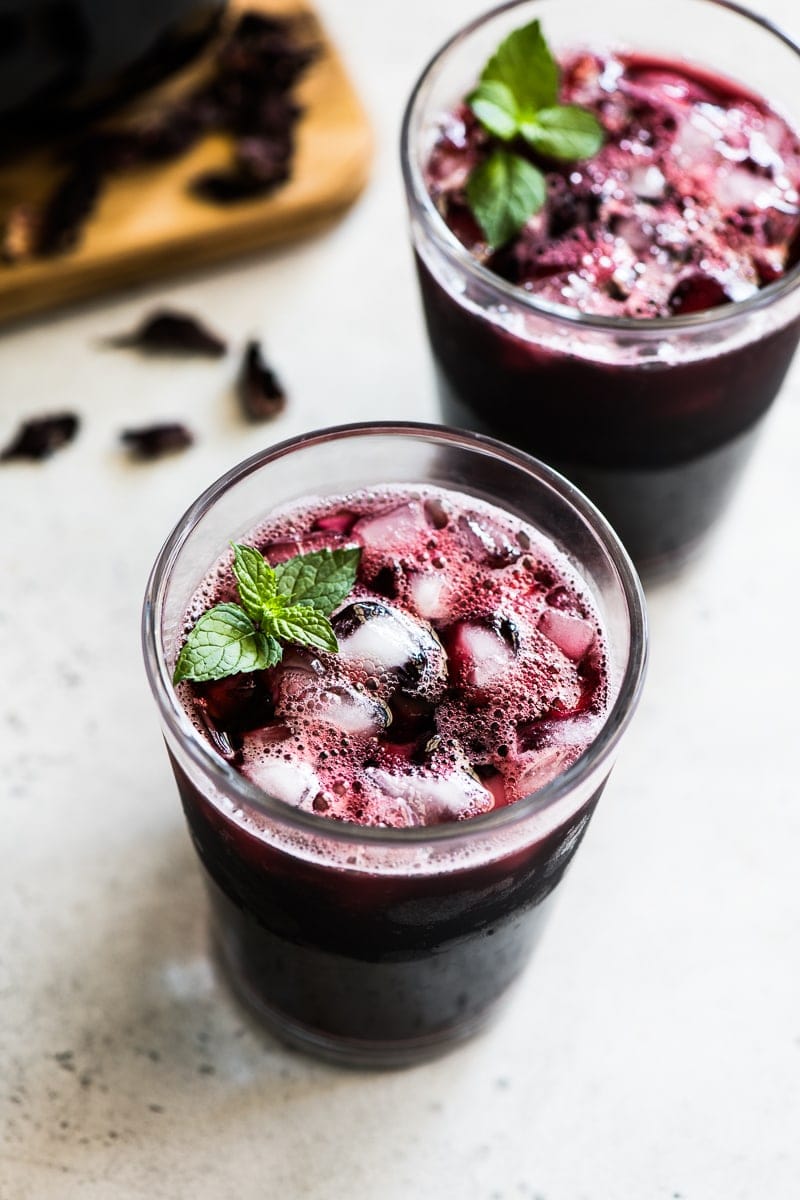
[121,422,194,459]
[8,10,318,261]
[36,154,105,257]
[0,413,79,461]
[107,309,227,357]
[237,339,286,421]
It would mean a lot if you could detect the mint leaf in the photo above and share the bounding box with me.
[481,19,558,115]
[466,150,546,247]
[174,538,361,695]
[172,603,281,684]
[467,80,519,140]
[273,546,361,615]
[521,105,604,160]
[267,604,339,654]
[231,542,275,622]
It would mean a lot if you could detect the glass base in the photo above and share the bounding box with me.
[552,427,760,582]
[211,931,503,1070]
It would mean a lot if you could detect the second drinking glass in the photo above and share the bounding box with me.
[402,0,800,577]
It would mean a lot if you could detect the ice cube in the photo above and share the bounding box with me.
[272,651,391,736]
[408,571,448,620]
[314,682,391,736]
[366,765,494,825]
[515,745,576,795]
[673,111,717,169]
[311,509,358,535]
[244,756,320,808]
[537,610,596,661]
[353,501,430,553]
[272,650,325,706]
[263,531,332,565]
[477,768,508,809]
[713,166,778,211]
[630,164,666,201]
[333,601,446,692]
[444,617,517,700]
[457,513,521,567]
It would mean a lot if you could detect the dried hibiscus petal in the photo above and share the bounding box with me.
[189,170,281,204]
[237,338,286,421]
[121,422,194,459]
[36,157,104,257]
[236,134,293,183]
[13,12,318,259]
[1,413,79,461]
[107,309,227,357]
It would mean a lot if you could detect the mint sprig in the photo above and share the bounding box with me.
[465,20,604,247]
[173,543,361,684]
[471,20,558,129]
[466,151,546,250]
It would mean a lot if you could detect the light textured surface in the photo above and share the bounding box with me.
[1,3,799,1198]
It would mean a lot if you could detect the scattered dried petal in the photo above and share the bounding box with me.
[190,170,282,204]
[237,338,286,421]
[36,157,104,256]
[236,133,293,183]
[1,413,79,461]
[121,422,194,459]
[107,309,227,357]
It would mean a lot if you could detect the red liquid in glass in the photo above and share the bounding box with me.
[171,486,611,1059]
[420,53,800,573]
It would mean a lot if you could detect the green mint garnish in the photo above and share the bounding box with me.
[173,543,361,684]
[172,603,281,684]
[464,19,604,247]
[466,150,547,251]
[470,19,559,126]
[520,105,606,161]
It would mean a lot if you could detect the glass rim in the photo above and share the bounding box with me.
[142,421,648,848]
[400,0,800,335]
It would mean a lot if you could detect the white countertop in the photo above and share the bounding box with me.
[2,2,799,1197]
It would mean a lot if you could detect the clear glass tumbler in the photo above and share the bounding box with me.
[401,0,800,578]
[142,423,646,1068]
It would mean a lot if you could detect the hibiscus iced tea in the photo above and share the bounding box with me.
[143,425,646,1066]
[402,0,800,575]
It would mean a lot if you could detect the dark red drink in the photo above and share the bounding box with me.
[403,4,800,575]
[144,426,646,1066]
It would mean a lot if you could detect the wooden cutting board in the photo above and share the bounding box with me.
[0,0,372,324]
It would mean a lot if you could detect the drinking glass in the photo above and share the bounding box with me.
[143,422,647,1067]
[401,0,800,577]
